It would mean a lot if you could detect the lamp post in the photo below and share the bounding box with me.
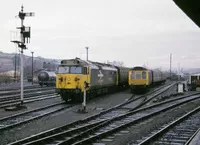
[85,47,89,61]
[14,54,17,81]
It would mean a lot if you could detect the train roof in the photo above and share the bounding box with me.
[190,73,200,76]
[130,66,148,71]
[60,58,99,69]
[60,58,118,71]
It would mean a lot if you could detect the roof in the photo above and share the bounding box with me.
[60,58,118,71]
[130,66,147,71]
[173,0,200,27]
[190,73,200,76]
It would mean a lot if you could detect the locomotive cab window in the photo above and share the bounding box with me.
[136,72,141,79]
[58,66,70,73]
[70,66,82,74]
[142,72,146,79]
[83,67,88,74]
[57,66,82,74]
[130,72,134,80]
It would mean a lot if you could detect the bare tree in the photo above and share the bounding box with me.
[105,60,125,67]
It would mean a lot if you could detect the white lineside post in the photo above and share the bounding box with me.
[170,53,172,80]
[20,48,24,104]
[31,51,34,85]
[83,81,87,110]
[20,7,24,105]
[19,5,34,105]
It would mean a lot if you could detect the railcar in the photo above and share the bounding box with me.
[38,71,56,87]
[56,58,129,102]
[128,66,166,93]
[115,66,130,87]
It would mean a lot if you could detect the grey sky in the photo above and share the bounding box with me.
[0,0,199,70]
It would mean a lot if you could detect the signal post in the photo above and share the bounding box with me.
[6,5,35,111]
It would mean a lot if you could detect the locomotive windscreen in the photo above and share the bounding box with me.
[58,66,83,74]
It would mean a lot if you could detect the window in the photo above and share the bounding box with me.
[57,66,82,74]
[83,67,87,74]
[58,66,69,73]
[70,66,82,74]
[130,72,134,80]
[142,71,146,79]
[136,72,141,79]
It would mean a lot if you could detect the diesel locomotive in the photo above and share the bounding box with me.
[56,58,130,102]
[128,66,167,93]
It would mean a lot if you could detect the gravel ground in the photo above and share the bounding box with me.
[97,92,200,145]
[0,97,63,118]
[0,90,132,145]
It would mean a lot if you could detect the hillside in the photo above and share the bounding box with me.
[0,51,61,76]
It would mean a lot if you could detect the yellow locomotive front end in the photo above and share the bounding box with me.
[56,59,90,102]
[128,67,152,93]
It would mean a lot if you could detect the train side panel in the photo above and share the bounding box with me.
[148,70,153,85]
[90,68,117,89]
[152,69,166,84]
[116,67,129,87]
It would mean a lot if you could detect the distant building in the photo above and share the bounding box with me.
[0,70,20,82]
[0,70,20,77]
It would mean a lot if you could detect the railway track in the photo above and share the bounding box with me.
[8,82,179,145]
[0,88,57,108]
[136,103,200,145]
[111,81,178,114]
[0,84,40,91]
[69,93,200,145]
[0,93,60,108]
[0,101,75,132]
[0,89,55,102]
[0,86,54,96]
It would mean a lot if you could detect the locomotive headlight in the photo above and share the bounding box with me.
[67,78,71,81]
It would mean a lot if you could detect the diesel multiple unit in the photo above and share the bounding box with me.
[56,58,129,102]
[128,66,167,93]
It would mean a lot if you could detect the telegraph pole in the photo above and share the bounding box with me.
[11,5,34,106]
[14,54,17,81]
[85,47,89,61]
[170,53,172,79]
[31,51,34,85]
